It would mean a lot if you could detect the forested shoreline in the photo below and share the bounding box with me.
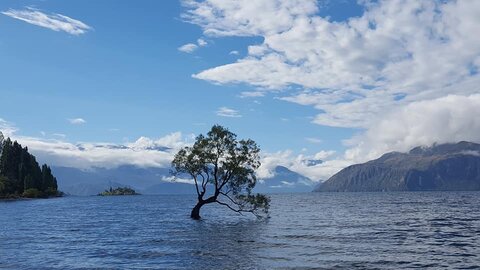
[0,132,60,199]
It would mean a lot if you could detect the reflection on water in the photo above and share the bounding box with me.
[1,192,480,269]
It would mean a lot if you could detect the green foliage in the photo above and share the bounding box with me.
[0,136,59,199]
[0,175,12,195]
[22,188,42,198]
[172,125,270,219]
[98,186,139,196]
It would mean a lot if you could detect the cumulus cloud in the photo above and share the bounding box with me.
[183,0,480,128]
[277,95,480,180]
[178,38,208,53]
[197,38,207,46]
[344,94,480,163]
[255,95,480,181]
[0,120,194,170]
[257,150,344,181]
[178,43,198,53]
[216,106,242,117]
[2,7,91,35]
[68,118,86,125]
[181,0,318,37]
[313,150,335,160]
[52,133,66,138]
[278,94,480,181]
[128,132,193,150]
[177,0,480,180]
[0,118,18,137]
[1,117,345,180]
[161,176,195,185]
[239,91,265,98]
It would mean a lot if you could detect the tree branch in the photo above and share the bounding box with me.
[219,191,237,204]
[191,174,200,197]
[198,172,206,196]
[202,168,210,192]
[216,200,244,215]
[213,159,219,190]
[218,169,234,191]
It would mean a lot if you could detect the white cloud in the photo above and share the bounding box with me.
[239,91,265,98]
[0,119,194,170]
[52,133,66,138]
[313,150,335,160]
[197,38,207,46]
[2,7,91,35]
[128,132,193,150]
[178,38,208,53]
[257,150,343,181]
[3,117,345,180]
[179,0,480,180]
[280,181,295,186]
[161,176,195,185]
[68,118,86,125]
[344,94,480,163]
[229,50,239,55]
[183,0,480,128]
[178,43,198,53]
[216,106,242,117]
[259,95,480,181]
[0,118,18,137]
[181,0,318,37]
[278,94,480,181]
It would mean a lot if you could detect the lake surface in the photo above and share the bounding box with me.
[1,192,480,269]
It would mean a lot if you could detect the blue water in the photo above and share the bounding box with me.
[1,192,480,269]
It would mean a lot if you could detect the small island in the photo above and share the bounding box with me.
[98,186,140,196]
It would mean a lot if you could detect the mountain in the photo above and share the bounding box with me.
[255,166,316,193]
[315,141,480,192]
[53,165,194,196]
[53,164,315,196]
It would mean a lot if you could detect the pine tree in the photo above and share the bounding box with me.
[0,137,59,198]
[0,131,4,156]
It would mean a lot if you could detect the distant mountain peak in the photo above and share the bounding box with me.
[256,165,315,193]
[408,141,480,156]
[53,164,317,196]
[304,159,323,166]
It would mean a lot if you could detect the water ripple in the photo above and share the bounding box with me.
[1,192,480,269]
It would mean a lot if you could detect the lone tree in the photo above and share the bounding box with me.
[172,125,270,220]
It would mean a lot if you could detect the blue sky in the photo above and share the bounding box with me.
[1,0,479,180]
[0,0,360,152]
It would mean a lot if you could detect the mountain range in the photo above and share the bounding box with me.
[315,141,480,192]
[53,165,316,196]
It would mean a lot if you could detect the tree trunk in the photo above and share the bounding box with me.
[190,201,203,220]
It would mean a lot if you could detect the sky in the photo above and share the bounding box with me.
[1,0,480,181]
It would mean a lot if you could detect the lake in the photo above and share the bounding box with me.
[1,192,479,269]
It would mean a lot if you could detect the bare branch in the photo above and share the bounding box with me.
[216,200,245,215]
[219,191,238,205]
[198,173,206,195]
[192,175,200,196]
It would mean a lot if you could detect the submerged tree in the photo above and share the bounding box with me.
[172,125,270,220]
